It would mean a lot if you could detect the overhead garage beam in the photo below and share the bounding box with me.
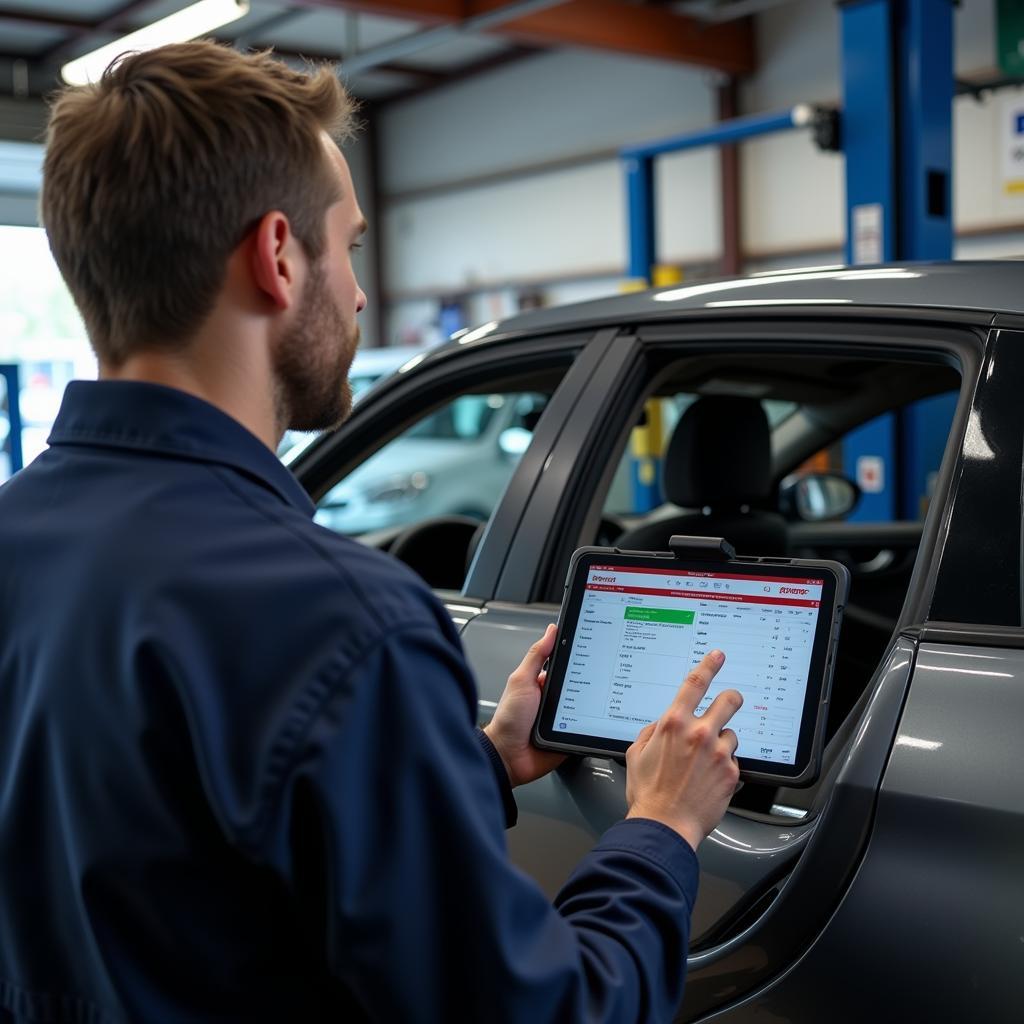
[296,0,756,74]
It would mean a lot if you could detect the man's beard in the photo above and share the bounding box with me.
[272,261,359,434]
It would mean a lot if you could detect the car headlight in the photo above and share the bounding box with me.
[366,471,431,504]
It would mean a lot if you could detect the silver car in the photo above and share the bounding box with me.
[315,392,546,535]
[291,262,1023,1020]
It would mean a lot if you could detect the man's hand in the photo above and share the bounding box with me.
[625,650,743,853]
[483,624,566,787]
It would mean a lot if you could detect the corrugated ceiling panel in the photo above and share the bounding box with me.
[395,34,512,71]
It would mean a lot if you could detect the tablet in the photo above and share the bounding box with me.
[533,540,849,786]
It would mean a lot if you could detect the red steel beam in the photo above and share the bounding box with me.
[0,0,755,76]
[291,0,756,74]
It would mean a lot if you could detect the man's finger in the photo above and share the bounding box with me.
[718,727,739,756]
[509,623,557,685]
[671,650,725,715]
[699,688,744,731]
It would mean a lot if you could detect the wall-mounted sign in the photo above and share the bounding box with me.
[1001,90,1024,196]
[856,455,885,495]
[852,204,883,265]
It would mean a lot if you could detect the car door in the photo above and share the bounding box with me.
[458,313,985,1020]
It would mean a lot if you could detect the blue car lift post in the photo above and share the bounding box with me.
[0,363,23,475]
[841,0,956,521]
[622,0,957,521]
[621,105,824,510]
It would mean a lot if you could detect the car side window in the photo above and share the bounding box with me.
[784,391,959,523]
[315,390,550,539]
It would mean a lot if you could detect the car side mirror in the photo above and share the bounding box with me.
[782,472,860,522]
[498,427,532,457]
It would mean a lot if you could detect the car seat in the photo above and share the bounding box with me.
[614,395,788,555]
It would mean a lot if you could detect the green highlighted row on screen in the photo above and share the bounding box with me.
[624,607,695,624]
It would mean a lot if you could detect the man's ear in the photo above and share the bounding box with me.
[250,210,302,311]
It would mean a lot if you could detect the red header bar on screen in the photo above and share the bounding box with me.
[590,565,825,586]
[586,583,820,608]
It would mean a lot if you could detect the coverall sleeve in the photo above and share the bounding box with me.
[260,624,699,1024]
[476,727,519,828]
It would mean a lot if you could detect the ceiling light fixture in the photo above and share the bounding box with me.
[61,0,249,86]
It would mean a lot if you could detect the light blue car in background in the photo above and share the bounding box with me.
[314,391,545,535]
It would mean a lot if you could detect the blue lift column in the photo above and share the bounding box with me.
[840,0,955,522]
[625,154,655,286]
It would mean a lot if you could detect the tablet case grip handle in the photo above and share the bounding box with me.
[668,535,736,561]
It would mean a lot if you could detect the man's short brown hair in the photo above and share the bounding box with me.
[41,41,357,365]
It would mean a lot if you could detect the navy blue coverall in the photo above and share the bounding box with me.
[0,381,699,1023]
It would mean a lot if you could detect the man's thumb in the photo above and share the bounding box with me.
[512,624,556,684]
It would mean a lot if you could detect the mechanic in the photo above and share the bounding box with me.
[0,42,742,1023]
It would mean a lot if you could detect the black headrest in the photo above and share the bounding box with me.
[663,396,772,508]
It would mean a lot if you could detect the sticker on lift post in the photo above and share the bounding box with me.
[856,455,885,494]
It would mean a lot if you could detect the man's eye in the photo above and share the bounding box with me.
[349,242,363,252]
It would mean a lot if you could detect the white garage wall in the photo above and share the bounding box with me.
[384,160,625,294]
[377,47,720,332]
[379,49,717,195]
[737,0,841,258]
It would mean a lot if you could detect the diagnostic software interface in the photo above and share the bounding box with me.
[553,564,825,764]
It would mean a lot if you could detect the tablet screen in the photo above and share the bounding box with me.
[550,561,828,766]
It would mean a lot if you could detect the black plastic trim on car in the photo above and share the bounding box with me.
[927,329,1024,627]
[788,521,924,548]
[636,314,985,352]
[461,301,997,353]
[989,312,1024,330]
[902,621,1024,649]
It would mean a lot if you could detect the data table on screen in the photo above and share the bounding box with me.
[553,566,825,765]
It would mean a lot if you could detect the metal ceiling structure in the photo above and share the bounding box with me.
[0,0,755,107]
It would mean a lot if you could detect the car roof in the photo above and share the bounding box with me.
[442,262,1023,351]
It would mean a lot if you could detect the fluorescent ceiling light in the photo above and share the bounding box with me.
[62,0,249,87]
